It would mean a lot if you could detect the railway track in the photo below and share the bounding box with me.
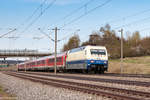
[4,72,150,100]
[18,71,150,87]
[103,73,150,78]
[66,72,150,78]
[17,71,150,78]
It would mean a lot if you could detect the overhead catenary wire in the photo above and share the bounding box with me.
[21,0,57,33]
[38,28,55,42]
[60,0,112,29]
[0,29,17,38]
[0,28,15,30]
[103,8,150,26]
[114,16,150,30]
[58,29,80,42]
[21,0,48,26]
[33,36,44,40]
[51,0,95,27]
[139,27,150,32]
[4,36,20,40]
[62,0,94,20]
[3,0,51,40]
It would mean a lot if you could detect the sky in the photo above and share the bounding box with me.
[0,0,150,54]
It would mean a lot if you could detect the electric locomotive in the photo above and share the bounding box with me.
[18,45,108,73]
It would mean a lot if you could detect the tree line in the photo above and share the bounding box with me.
[62,24,150,59]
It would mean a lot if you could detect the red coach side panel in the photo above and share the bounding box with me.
[47,52,67,68]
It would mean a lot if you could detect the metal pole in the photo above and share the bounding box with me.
[25,52,27,72]
[17,58,18,72]
[25,59,27,72]
[119,29,123,74]
[54,27,57,74]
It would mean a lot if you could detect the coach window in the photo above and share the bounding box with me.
[40,61,42,64]
[37,61,40,65]
[33,62,35,66]
[49,59,54,63]
[49,59,51,63]
[42,60,45,64]
[57,57,62,62]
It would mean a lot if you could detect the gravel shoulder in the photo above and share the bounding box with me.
[0,85,16,100]
[0,72,109,100]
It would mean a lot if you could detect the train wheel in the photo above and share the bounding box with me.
[94,66,98,74]
[99,67,104,74]
[86,68,89,73]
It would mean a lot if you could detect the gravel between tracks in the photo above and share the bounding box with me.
[53,73,150,82]
[26,72,150,82]
[20,72,150,93]
[0,72,110,100]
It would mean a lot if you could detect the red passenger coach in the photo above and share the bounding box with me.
[18,52,67,71]
[18,64,25,70]
[46,52,67,69]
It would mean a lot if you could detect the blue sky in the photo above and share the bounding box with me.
[0,0,150,53]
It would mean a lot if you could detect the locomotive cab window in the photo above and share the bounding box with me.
[91,49,106,55]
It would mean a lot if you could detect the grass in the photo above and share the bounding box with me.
[0,86,16,100]
[108,56,150,74]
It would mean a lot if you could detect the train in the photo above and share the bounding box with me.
[18,45,108,73]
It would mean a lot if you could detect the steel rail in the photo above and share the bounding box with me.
[18,71,150,87]
[5,72,150,100]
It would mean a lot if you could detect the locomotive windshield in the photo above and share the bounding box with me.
[91,49,106,55]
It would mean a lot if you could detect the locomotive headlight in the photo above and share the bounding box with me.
[90,60,94,63]
[104,61,107,64]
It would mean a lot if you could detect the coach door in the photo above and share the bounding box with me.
[63,56,66,68]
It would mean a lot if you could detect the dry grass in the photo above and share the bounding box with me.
[108,56,150,74]
[0,66,17,71]
[0,86,16,100]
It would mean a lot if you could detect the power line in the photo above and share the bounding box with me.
[7,0,49,40]
[21,0,48,26]
[60,0,112,29]
[0,28,16,30]
[51,0,95,27]
[33,36,44,40]
[4,36,19,40]
[62,0,94,20]
[0,29,17,38]
[114,16,150,29]
[139,27,150,32]
[38,28,55,42]
[104,8,150,25]
[58,29,80,42]
[22,0,56,33]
